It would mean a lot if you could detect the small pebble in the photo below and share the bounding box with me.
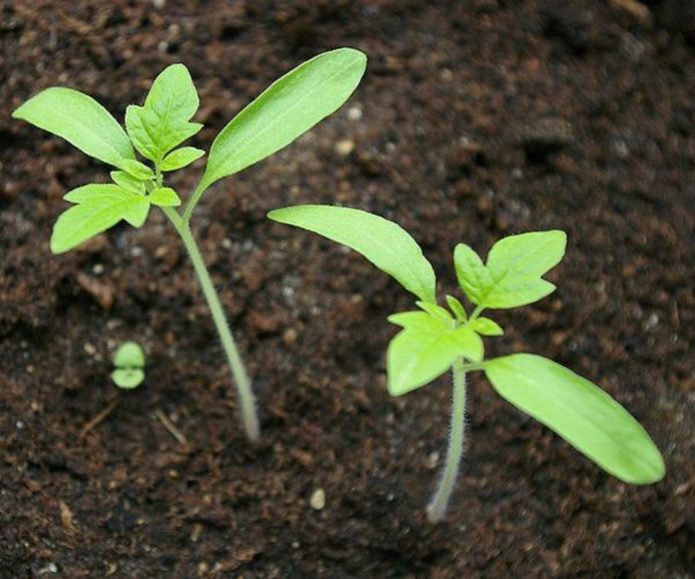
[335,139,355,156]
[309,488,326,510]
[347,106,362,121]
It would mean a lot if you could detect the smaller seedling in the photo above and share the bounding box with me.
[111,341,146,389]
[268,205,665,522]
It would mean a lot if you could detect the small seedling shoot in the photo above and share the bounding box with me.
[268,205,666,522]
[13,49,367,441]
[111,341,146,389]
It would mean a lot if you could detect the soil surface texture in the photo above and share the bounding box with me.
[1,1,693,577]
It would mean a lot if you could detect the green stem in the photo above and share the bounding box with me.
[427,357,467,523]
[182,180,207,225]
[162,207,260,441]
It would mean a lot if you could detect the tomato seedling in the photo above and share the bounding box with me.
[13,49,367,441]
[111,341,146,389]
[268,205,665,521]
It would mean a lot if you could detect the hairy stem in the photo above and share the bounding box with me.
[163,207,260,441]
[427,358,467,523]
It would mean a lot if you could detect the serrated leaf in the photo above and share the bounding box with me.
[111,368,145,389]
[160,146,205,171]
[121,158,154,180]
[52,185,150,253]
[484,354,665,484]
[113,341,145,368]
[386,311,483,396]
[199,48,366,192]
[445,295,468,322]
[125,64,201,162]
[469,317,503,336]
[149,186,181,207]
[12,87,134,168]
[269,205,436,303]
[110,170,145,194]
[455,231,567,310]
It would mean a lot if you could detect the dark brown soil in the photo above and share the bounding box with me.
[1,1,693,577]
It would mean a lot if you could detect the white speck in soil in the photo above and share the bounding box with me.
[310,488,326,510]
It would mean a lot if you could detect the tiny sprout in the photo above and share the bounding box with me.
[111,341,145,389]
[269,205,665,522]
[13,49,367,440]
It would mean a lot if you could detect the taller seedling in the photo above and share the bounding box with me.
[14,49,367,440]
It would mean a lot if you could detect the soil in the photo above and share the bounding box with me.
[1,1,693,577]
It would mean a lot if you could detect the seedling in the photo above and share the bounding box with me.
[268,205,665,521]
[111,341,146,389]
[13,49,367,441]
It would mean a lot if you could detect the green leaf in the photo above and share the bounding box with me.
[12,87,135,168]
[160,147,205,171]
[455,231,567,309]
[110,170,145,194]
[484,354,665,484]
[445,295,467,322]
[470,317,504,336]
[269,205,436,303]
[200,48,367,192]
[113,341,145,368]
[149,186,181,207]
[52,184,150,253]
[111,368,145,389]
[125,64,201,161]
[387,311,483,396]
[416,301,453,324]
[121,158,155,180]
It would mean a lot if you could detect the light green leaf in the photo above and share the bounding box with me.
[52,185,150,253]
[386,311,483,396]
[484,354,665,484]
[111,368,145,389]
[160,146,205,171]
[125,64,201,162]
[121,158,155,180]
[269,205,436,303]
[199,48,367,192]
[110,170,145,194]
[149,187,181,207]
[445,295,468,322]
[12,87,134,168]
[455,231,566,309]
[454,243,490,306]
[416,301,453,324]
[113,341,145,368]
[470,317,504,336]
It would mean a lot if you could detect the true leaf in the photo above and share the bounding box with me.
[125,64,201,161]
[484,354,665,484]
[445,295,468,322]
[149,187,181,207]
[121,158,155,180]
[416,301,453,324]
[387,311,483,396]
[269,205,436,303]
[455,231,566,309]
[160,146,205,171]
[470,317,504,336]
[199,48,367,192]
[110,170,145,194]
[12,87,135,168]
[52,185,150,253]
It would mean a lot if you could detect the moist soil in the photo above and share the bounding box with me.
[1,1,693,577]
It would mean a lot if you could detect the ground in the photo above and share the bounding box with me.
[1,1,693,577]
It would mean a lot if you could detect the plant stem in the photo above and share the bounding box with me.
[163,207,260,441]
[427,357,467,523]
